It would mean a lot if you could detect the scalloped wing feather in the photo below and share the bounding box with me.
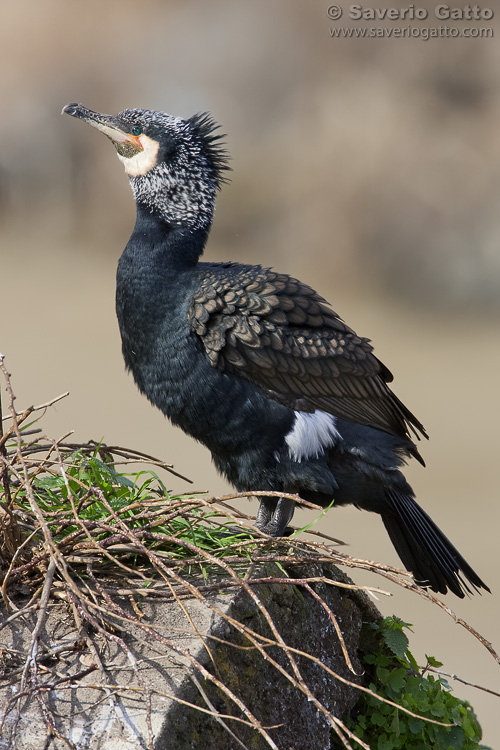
[188,264,426,443]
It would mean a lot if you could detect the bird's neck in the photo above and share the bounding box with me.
[127,206,211,270]
[129,168,217,233]
[116,207,210,339]
[116,208,210,372]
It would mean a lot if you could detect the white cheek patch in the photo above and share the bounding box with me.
[117,134,160,177]
[285,410,341,462]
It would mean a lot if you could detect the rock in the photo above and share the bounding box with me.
[0,561,378,749]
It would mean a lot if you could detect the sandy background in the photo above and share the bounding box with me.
[1,1,499,744]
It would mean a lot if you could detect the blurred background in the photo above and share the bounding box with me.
[1,0,499,743]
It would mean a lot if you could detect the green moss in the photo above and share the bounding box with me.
[333,616,491,750]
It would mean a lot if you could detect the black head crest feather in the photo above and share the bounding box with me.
[186,112,232,188]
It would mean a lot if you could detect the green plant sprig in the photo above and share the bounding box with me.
[335,616,491,750]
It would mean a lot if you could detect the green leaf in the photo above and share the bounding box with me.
[383,626,409,660]
[425,654,444,669]
[35,475,65,489]
[405,648,420,673]
[289,500,334,536]
[462,714,480,739]
[407,717,425,734]
[389,711,400,735]
[376,666,391,684]
[388,668,407,694]
[430,702,446,717]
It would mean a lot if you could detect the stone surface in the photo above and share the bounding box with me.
[0,562,378,749]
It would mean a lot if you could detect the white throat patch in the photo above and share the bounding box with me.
[117,134,160,177]
[285,411,340,462]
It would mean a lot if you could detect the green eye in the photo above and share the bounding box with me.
[130,126,142,136]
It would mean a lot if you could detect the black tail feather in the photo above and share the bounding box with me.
[382,490,490,598]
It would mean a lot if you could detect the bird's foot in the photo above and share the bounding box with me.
[255,496,296,537]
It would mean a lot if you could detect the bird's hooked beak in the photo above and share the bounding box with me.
[62,103,144,158]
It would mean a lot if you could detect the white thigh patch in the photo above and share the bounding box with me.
[285,411,340,462]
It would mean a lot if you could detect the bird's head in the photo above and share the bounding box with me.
[62,103,230,229]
